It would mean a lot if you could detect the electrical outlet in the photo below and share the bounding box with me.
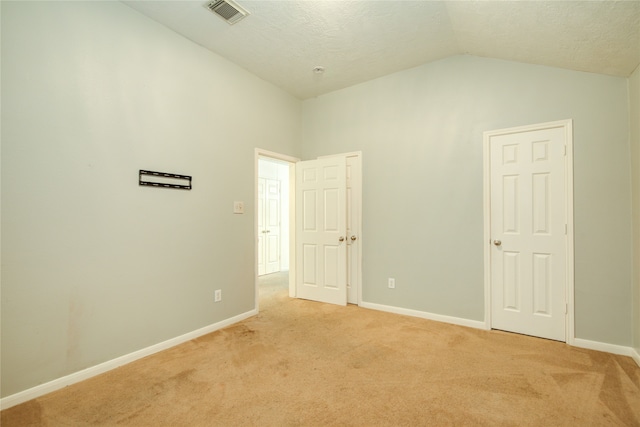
[388,278,395,289]
[233,201,244,214]
[214,289,222,302]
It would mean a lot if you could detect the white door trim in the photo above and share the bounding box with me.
[255,149,299,311]
[483,119,574,344]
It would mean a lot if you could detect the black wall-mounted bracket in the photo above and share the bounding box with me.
[139,170,192,190]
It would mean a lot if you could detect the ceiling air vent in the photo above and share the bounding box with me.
[205,0,249,25]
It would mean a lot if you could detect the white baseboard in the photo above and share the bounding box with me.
[0,309,257,411]
[359,301,486,330]
[572,338,636,359]
[4,306,637,411]
[360,302,640,367]
[631,348,640,368]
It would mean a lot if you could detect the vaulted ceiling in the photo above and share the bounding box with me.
[123,0,640,100]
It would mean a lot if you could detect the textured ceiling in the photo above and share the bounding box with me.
[122,0,640,100]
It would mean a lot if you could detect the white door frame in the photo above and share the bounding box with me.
[483,119,575,344]
[255,149,299,311]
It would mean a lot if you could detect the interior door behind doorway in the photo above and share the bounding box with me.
[258,177,281,276]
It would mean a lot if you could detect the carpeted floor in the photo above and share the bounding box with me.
[2,271,639,426]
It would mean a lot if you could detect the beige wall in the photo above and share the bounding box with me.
[301,55,633,346]
[0,1,300,397]
[630,65,640,358]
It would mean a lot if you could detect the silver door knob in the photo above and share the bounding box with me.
[339,236,345,242]
[350,235,357,241]
[493,240,502,246]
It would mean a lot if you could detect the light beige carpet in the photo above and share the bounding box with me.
[2,271,639,426]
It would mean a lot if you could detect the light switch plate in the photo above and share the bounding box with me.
[233,201,244,214]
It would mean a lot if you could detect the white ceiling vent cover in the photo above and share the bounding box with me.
[205,0,249,25]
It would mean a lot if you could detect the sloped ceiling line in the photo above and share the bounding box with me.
[122,0,640,100]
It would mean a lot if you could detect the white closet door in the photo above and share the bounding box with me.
[489,125,567,341]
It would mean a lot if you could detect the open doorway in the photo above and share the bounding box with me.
[255,149,298,311]
[254,149,362,311]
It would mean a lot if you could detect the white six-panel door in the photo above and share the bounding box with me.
[258,178,266,276]
[265,179,281,274]
[488,123,569,341]
[258,177,281,276]
[296,157,347,306]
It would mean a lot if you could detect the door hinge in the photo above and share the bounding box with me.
[565,303,568,315]
[564,145,567,156]
[565,224,567,234]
